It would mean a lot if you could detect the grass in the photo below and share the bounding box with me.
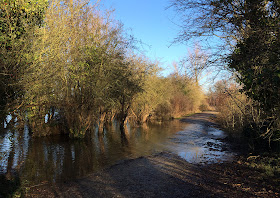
[245,153,280,179]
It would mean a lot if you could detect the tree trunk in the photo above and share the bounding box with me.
[98,111,106,135]
[119,96,130,130]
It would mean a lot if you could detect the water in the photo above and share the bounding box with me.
[167,123,234,163]
[0,119,234,185]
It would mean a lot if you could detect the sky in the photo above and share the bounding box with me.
[96,0,232,91]
[99,0,189,75]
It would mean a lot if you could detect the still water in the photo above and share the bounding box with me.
[0,119,234,185]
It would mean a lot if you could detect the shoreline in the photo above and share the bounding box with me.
[21,112,280,197]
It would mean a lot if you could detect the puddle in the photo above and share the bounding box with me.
[167,123,235,164]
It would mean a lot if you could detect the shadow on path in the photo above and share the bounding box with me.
[25,112,279,198]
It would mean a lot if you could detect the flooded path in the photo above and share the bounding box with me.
[0,111,234,187]
[22,112,279,198]
[168,112,234,163]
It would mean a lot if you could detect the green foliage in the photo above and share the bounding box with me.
[228,0,280,142]
[0,0,47,122]
[19,0,147,136]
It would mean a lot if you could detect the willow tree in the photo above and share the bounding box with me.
[82,21,145,133]
[24,0,101,136]
[108,54,145,130]
[22,0,94,136]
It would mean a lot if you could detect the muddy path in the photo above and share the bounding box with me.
[25,112,280,197]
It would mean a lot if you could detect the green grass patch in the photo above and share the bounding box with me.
[245,153,280,178]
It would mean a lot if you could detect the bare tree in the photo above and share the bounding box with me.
[179,44,208,84]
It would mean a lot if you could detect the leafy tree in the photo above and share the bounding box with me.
[22,0,93,136]
[0,0,47,125]
[21,0,145,137]
[228,0,280,142]
[111,55,145,129]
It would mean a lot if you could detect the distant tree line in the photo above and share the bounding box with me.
[0,0,208,137]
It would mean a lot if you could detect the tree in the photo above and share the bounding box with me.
[22,0,96,136]
[171,0,280,143]
[170,0,250,44]
[0,0,47,126]
[131,59,171,123]
[167,67,207,117]
[228,0,280,142]
[21,0,146,137]
[179,44,208,84]
[112,55,145,130]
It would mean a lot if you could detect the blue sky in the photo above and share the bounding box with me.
[100,0,189,75]
[97,0,232,91]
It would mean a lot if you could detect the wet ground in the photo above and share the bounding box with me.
[26,152,280,198]
[2,112,279,197]
[167,112,234,164]
[21,112,280,197]
[1,111,233,186]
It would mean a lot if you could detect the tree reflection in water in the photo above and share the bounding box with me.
[0,120,186,186]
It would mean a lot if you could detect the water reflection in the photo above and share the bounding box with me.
[0,120,186,185]
[0,119,235,185]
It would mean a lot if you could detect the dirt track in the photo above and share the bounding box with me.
[26,112,280,198]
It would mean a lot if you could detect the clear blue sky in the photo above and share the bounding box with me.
[100,0,189,75]
[97,0,231,91]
